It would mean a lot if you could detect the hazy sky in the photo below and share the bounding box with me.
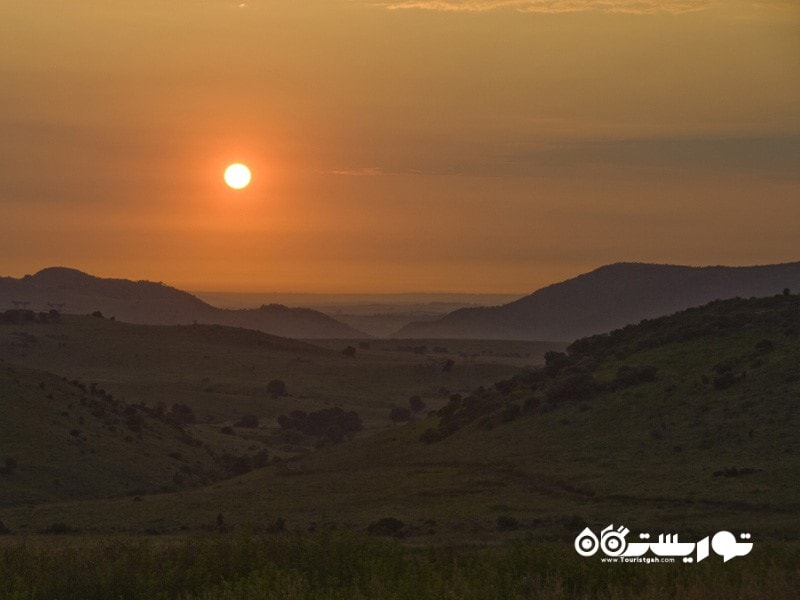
[1,0,798,293]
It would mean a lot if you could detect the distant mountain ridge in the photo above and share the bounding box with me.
[392,261,800,340]
[0,267,367,339]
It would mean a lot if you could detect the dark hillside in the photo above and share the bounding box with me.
[395,261,800,340]
[0,268,367,339]
[5,293,798,540]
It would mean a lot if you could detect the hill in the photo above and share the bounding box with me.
[0,361,269,508]
[0,267,367,339]
[0,312,554,509]
[393,261,800,340]
[2,293,798,541]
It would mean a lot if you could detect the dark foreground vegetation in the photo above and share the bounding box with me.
[1,532,798,600]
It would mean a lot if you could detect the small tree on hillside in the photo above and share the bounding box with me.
[408,395,426,413]
[267,379,287,398]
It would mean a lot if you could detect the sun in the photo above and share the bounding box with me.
[224,163,251,189]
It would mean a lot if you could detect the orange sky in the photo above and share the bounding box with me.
[1,0,798,293]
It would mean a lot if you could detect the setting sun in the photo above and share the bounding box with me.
[224,163,251,189]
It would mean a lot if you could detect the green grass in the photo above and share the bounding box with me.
[0,316,551,426]
[1,295,798,551]
[1,532,797,599]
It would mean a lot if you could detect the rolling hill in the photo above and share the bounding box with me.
[0,361,263,508]
[0,267,367,339]
[2,292,798,541]
[0,311,553,510]
[393,261,800,340]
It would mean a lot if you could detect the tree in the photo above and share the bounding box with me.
[408,395,426,413]
[267,379,287,398]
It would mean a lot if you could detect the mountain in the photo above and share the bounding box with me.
[393,261,800,340]
[0,267,367,339]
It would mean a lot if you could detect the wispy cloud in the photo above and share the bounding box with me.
[375,0,714,15]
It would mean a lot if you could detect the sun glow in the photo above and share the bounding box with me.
[224,163,251,189]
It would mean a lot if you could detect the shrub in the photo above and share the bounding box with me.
[367,517,405,538]
[252,449,270,469]
[409,395,426,413]
[496,515,519,531]
[0,520,9,534]
[266,517,286,533]
[220,454,252,476]
[500,404,522,423]
[125,413,143,433]
[167,403,196,426]
[342,346,356,357]
[547,371,599,403]
[234,414,259,428]
[611,365,657,389]
[755,339,774,354]
[0,457,17,476]
[544,351,571,377]
[267,379,287,398]
[713,372,738,390]
[419,428,443,444]
[43,522,78,534]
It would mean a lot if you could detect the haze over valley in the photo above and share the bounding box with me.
[1,0,798,597]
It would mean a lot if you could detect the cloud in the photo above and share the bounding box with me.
[375,0,714,15]
[318,134,800,180]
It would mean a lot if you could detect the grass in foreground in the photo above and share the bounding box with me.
[1,532,797,599]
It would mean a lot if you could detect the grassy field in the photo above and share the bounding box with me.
[1,296,798,596]
[0,316,557,426]
[1,532,797,599]
[0,314,562,509]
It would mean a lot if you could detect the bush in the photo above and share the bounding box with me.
[409,395,426,413]
[496,515,519,531]
[419,428,443,444]
[43,522,79,534]
[0,457,17,476]
[342,346,356,357]
[367,517,406,538]
[500,404,522,423]
[266,517,286,533]
[755,339,774,354]
[234,414,259,428]
[0,520,9,534]
[611,365,657,389]
[220,454,252,476]
[547,371,599,403]
[167,403,196,426]
[713,372,738,390]
[267,379,287,398]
